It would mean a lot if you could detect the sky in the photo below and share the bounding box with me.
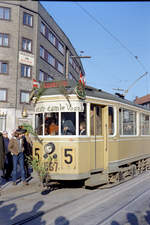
[40,1,150,101]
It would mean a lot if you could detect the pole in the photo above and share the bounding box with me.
[65,49,69,79]
[65,53,91,79]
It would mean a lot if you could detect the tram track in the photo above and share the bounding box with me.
[8,171,150,225]
[1,191,39,203]
[96,186,150,225]
[10,191,90,225]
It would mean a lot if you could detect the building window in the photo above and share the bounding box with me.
[23,12,33,27]
[40,46,64,74]
[0,61,8,74]
[68,72,77,81]
[40,46,44,58]
[0,7,10,20]
[21,64,31,78]
[0,89,7,101]
[39,70,44,82]
[20,91,30,104]
[0,33,9,47]
[39,70,53,82]
[22,38,32,52]
[48,53,55,67]
[40,22,45,35]
[58,41,64,55]
[119,108,137,135]
[57,61,64,74]
[76,65,80,74]
[49,32,56,45]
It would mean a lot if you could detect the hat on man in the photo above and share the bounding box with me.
[15,128,27,134]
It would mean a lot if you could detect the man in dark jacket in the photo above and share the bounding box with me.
[3,131,13,180]
[0,132,5,185]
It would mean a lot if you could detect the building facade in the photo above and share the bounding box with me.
[0,0,84,134]
[134,94,150,109]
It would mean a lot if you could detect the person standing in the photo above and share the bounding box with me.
[22,132,32,178]
[0,132,5,186]
[8,130,28,186]
[3,131,13,180]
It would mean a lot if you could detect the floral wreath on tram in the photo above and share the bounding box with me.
[74,72,86,100]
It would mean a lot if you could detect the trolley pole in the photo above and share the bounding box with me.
[65,50,91,79]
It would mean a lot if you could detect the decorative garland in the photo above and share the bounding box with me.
[74,82,86,100]
[29,83,46,104]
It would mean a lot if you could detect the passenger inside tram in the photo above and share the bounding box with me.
[45,113,59,135]
[49,119,58,135]
[61,112,76,135]
[79,121,86,135]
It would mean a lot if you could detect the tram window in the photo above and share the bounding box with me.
[44,113,59,135]
[109,107,114,135]
[79,103,86,135]
[35,113,43,135]
[141,114,150,135]
[90,104,102,136]
[96,106,102,135]
[119,108,137,135]
[61,112,76,135]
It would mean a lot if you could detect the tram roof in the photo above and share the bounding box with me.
[40,80,150,112]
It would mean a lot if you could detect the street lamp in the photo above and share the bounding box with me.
[65,50,91,79]
[22,104,28,118]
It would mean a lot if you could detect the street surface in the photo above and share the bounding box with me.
[0,171,150,225]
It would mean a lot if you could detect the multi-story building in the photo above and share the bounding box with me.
[0,0,84,134]
[134,94,150,109]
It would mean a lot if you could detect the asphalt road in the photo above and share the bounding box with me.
[0,171,150,225]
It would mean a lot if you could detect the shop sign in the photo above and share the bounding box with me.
[35,102,84,113]
[19,51,34,66]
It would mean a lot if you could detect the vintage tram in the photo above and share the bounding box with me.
[32,80,150,187]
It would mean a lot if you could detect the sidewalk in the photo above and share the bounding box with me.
[0,171,43,197]
[0,171,50,225]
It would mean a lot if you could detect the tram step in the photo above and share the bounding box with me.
[85,173,108,187]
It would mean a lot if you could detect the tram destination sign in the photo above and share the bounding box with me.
[35,102,84,113]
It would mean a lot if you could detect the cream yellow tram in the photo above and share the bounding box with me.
[33,80,150,187]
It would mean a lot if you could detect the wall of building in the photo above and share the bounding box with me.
[0,0,85,134]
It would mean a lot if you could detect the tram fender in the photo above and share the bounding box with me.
[85,173,108,187]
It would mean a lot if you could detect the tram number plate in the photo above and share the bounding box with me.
[64,149,73,164]
[49,161,58,172]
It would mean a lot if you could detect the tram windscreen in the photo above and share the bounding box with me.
[61,112,76,135]
[44,113,59,135]
[35,113,43,135]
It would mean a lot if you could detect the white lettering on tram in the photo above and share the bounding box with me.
[35,102,84,113]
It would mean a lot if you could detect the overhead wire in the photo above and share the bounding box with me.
[75,2,148,74]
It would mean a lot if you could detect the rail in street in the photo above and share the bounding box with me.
[0,171,150,225]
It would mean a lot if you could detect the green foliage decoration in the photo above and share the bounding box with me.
[27,155,52,183]
[30,83,46,104]
[21,123,42,144]
[74,82,86,100]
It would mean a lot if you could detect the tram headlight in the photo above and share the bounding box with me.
[44,142,55,154]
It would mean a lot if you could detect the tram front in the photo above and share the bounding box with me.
[33,96,90,183]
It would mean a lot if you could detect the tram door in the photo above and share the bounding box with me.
[90,104,108,170]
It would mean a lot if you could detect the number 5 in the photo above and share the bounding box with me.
[64,149,73,164]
